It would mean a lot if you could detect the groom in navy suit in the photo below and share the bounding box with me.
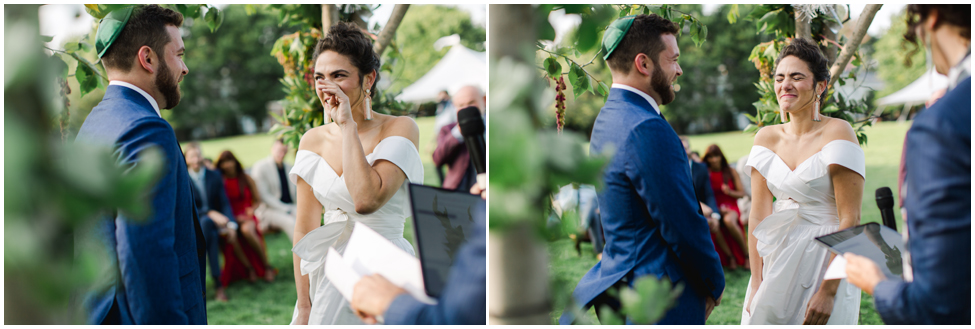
[75,5,206,324]
[560,14,724,325]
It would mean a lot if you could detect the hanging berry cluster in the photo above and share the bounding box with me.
[553,75,567,133]
[58,77,72,141]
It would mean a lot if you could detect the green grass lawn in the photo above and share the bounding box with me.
[187,116,438,324]
[549,121,911,324]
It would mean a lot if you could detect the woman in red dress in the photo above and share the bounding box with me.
[704,144,749,270]
[215,150,276,285]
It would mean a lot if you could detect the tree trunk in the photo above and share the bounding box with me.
[489,223,551,324]
[795,10,813,40]
[373,4,410,55]
[488,4,551,325]
[321,4,338,29]
[827,4,881,93]
[489,4,535,63]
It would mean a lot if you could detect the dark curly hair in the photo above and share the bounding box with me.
[101,5,184,72]
[773,38,830,102]
[606,14,680,74]
[903,4,971,66]
[311,22,381,104]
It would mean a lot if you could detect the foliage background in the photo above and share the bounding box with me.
[170,5,296,140]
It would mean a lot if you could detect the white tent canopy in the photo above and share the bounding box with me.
[876,68,948,108]
[396,44,487,103]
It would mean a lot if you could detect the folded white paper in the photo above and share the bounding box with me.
[324,222,437,305]
[823,254,847,280]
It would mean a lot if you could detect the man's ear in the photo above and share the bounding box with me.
[137,46,155,74]
[634,53,653,76]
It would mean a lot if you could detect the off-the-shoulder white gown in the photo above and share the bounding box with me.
[741,139,864,325]
[288,136,424,325]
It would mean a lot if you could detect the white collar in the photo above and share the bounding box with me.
[188,166,205,179]
[611,83,660,115]
[109,80,161,117]
[947,52,971,90]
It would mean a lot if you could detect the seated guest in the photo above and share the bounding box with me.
[704,144,749,270]
[203,157,216,170]
[184,142,244,302]
[251,139,298,242]
[553,184,605,258]
[432,85,485,191]
[215,150,276,285]
[679,137,733,268]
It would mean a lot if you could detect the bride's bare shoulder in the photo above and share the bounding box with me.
[821,117,858,144]
[297,125,334,152]
[378,115,420,148]
[753,124,783,149]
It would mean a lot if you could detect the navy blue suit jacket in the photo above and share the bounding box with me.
[873,77,971,324]
[384,201,486,324]
[190,168,235,225]
[560,88,724,325]
[691,161,719,213]
[76,85,207,324]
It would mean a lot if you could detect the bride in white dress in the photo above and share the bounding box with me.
[289,23,423,325]
[741,38,864,325]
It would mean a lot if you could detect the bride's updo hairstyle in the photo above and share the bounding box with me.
[312,22,381,102]
[772,38,830,102]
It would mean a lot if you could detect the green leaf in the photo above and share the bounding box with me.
[763,42,778,59]
[41,35,54,43]
[596,81,609,97]
[204,6,223,33]
[543,57,562,79]
[598,305,625,325]
[535,5,556,41]
[63,42,80,52]
[690,21,701,46]
[174,4,202,19]
[620,276,684,324]
[75,61,99,97]
[700,25,708,45]
[744,124,759,133]
[568,62,588,99]
[727,4,740,24]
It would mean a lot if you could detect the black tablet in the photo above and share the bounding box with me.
[814,222,906,280]
[408,183,482,298]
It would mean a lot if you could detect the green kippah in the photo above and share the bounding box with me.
[602,15,636,61]
[95,6,135,59]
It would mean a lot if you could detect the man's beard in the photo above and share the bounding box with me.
[651,61,675,105]
[156,60,181,109]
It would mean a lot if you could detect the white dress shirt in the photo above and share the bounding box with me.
[611,83,661,115]
[109,80,161,117]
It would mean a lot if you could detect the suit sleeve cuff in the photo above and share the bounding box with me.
[872,279,904,324]
[383,293,425,325]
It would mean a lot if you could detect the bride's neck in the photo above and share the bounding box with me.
[785,106,819,136]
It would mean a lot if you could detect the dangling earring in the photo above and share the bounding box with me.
[364,88,373,121]
[813,93,822,122]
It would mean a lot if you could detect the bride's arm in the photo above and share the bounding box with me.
[292,176,323,324]
[339,117,419,214]
[804,124,863,324]
[748,167,773,289]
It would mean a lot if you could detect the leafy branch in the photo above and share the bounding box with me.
[535,4,709,132]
